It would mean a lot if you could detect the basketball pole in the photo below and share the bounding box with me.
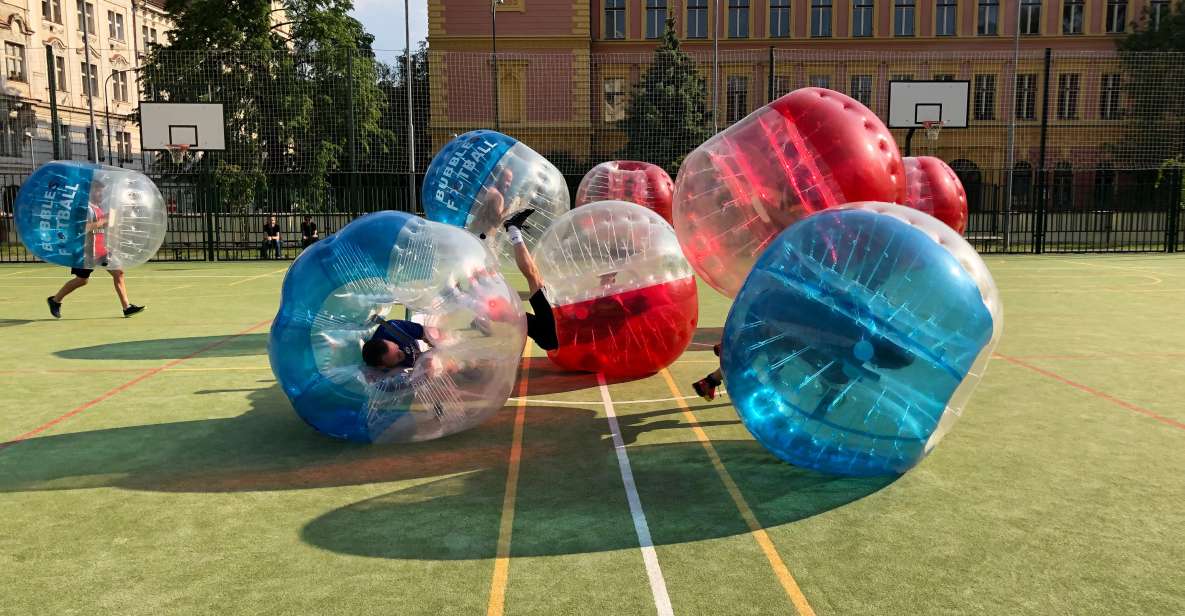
[712,0,719,133]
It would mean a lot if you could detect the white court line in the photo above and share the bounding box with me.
[598,373,674,616]
[228,266,290,286]
[511,391,728,406]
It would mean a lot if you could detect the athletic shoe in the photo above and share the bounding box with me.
[47,297,61,319]
[502,208,536,232]
[692,377,718,402]
[123,304,145,317]
[471,316,494,337]
[713,343,721,357]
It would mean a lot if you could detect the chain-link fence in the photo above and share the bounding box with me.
[1,45,1183,262]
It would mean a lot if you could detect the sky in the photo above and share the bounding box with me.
[350,0,430,53]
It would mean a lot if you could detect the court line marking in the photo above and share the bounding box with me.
[1000,352,1185,361]
[507,392,728,406]
[997,353,1185,432]
[660,369,817,616]
[0,319,273,452]
[0,268,34,277]
[599,373,674,616]
[228,266,289,287]
[486,352,532,616]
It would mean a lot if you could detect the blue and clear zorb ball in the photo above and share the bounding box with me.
[422,130,569,263]
[269,211,527,443]
[722,202,1003,476]
[15,161,166,269]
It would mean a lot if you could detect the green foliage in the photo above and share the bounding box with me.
[378,42,432,174]
[617,18,712,173]
[141,0,391,212]
[1116,3,1185,169]
[1156,156,1185,210]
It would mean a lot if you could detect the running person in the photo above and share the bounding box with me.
[46,188,144,319]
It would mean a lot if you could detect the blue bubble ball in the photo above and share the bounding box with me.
[722,202,1002,476]
[269,211,527,443]
[15,161,166,269]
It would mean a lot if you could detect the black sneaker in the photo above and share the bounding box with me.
[123,304,145,317]
[502,208,536,232]
[713,343,722,357]
[47,297,61,319]
[692,377,718,402]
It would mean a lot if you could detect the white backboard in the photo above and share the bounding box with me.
[887,81,970,128]
[139,102,226,150]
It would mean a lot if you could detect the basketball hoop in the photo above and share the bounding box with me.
[922,120,944,141]
[165,144,190,165]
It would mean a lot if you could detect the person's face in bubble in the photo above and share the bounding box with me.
[497,167,514,195]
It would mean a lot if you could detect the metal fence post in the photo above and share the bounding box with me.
[1167,168,1182,253]
[767,46,775,103]
[45,45,61,160]
[1034,47,1052,254]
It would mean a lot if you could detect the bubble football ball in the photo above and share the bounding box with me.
[15,161,166,269]
[575,161,675,223]
[423,130,570,264]
[722,202,1002,476]
[269,211,528,443]
[673,87,905,298]
[903,156,968,234]
[534,200,698,378]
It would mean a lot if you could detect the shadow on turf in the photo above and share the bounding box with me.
[55,333,268,360]
[519,356,645,396]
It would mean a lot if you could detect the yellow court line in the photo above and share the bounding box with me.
[487,350,531,616]
[660,369,817,616]
[0,268,34,278]
[228,266,289,287]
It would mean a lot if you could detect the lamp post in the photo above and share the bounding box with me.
[491,0,504,130]
[1002,0,1022,252]
[712,0,719,132]
[82,24,99,163]
[103,67,138,167]
[405,0,416,210]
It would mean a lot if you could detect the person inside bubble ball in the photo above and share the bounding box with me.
[474,163,532,242]
[46,180,145,319]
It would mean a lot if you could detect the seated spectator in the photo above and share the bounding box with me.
[300,215,319,249]
[262,215,282,259]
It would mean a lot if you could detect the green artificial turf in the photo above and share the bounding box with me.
[0,255,1183,615]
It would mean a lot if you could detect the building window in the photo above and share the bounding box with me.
[1020,0,1041,34]
[973,74,995,120]
[1151,0,1170,30]
[729,0,750,38]
[54,56,67,91]
[894,0,915,36]
[76,1,95,34]
[5,43,25,82]
[80,61,98,97]
[1057,73,1080,120]
[773,75,792,97]
[852,0,873,37]
[113,71,129,102]
[850,75,873,108]
[107,10,125,41]
[934,73,955,81]
[645,0,667,39]
[1094,166,1116,207]
[809,74,831,89]
[1015,73,1037,120]
[42,0,63,24]
[1063,0,1083,34]
[891,73,913,82]
[977,0,998,35]
[811,0,832,37]
[727,76,749,123]
[1106,0,1127,33]
[771,0,791,37]
[605,0,625,39]
[1052,162,1073,208]
[936,0,957,35]
[687,0,708,38]
[117,130,133,162]
[603,77,625,123]
[1100,74,1122,120]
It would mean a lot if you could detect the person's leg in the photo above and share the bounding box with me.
[503,209,544,294]
[273,239,282,259]
[53,276,88,303]
[109,270,130,310]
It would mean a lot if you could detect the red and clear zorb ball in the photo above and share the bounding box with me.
[902,156,968,234]
[575,161,675,223]
[673,87,906,298]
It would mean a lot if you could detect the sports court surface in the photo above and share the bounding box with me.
[1,255,1183,615]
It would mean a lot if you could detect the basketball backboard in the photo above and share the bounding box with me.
[887,81,970,129]
[139,102,226,150]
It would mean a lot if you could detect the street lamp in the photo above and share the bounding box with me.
[491,0,504,130]
[103,67,140,167]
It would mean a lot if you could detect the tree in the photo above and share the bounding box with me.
[377,42,432,175]
[617,18,712,173]
[1115,3,1185,170]
[140,0,389,211]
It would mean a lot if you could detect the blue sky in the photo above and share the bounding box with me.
[350,0,429,51]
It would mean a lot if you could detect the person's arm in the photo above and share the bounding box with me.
[311,223,318,238]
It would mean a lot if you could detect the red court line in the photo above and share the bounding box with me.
[997,353,1185,432]
[0,319,272,452]
[1003,352,1185,361]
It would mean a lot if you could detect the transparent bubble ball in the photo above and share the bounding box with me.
[575,160,674,223]
[422,130,570,264]
[15,161,167,269]
[673,87,905,298]
[534,200,698,378]
[269,211,528,443]
[722,202,1002,476]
